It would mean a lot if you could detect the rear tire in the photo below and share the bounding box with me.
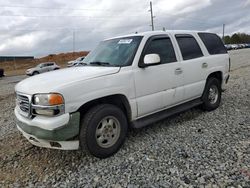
[201,77,221,111]
[80,104,128,158]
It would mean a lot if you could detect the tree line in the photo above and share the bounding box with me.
[224,33,250,44]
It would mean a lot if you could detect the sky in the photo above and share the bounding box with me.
[0,0,250,57]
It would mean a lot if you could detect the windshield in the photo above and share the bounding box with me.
[83,36,142,67]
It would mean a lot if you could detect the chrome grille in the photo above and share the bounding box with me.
[16,94,30,116]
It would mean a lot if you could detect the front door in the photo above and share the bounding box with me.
[134,35,184,117]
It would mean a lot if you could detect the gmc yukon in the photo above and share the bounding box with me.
[15,31,230,158]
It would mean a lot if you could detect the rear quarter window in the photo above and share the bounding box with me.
[198,33,227,55]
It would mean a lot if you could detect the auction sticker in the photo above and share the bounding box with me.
[118,39,133,44]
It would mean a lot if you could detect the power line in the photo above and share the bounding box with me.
[0,22,150,32]
[0,14,143,19]
[0,4,140,13]
[0,5,223,25]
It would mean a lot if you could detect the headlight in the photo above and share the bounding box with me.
[32,93,65,116]
[33,93,64,106]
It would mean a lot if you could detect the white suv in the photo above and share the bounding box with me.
[26,62,60,76]
[67,56,86,67]
[15,31,230,158]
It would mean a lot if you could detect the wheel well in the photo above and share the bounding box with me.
[78,94,132,122]
[207,71,222,85]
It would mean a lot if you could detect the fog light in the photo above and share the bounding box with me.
[50,142,61,148]
[34,109,54,116]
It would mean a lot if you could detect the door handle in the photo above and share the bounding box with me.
[202,62,208,68]
[175,68,183,75]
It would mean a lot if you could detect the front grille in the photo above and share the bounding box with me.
[16,94,30,116]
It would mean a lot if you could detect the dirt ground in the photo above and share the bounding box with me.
[0,49,250,187]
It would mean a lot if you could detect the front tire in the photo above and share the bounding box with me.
[80,104,128,158]
[201,77,221,111]
[32,71,39,76]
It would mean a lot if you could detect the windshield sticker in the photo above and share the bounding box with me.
[118,39,133,44]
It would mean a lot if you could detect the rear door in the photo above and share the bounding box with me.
[174,34,207,101]
[134,35,184,117]
[47,63,54,71]
[39,63,47,73]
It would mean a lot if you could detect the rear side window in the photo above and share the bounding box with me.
[198,33,227,54]
[145,38,177,64]
[176,34,203,60]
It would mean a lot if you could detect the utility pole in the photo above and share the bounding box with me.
[222,24,225,43]
[73,30,75,59]
[149,1,155,31]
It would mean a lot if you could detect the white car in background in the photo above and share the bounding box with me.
[67,56,85,67]
[26,62,60,76]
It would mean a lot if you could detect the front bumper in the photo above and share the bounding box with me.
[26,71,32,76]
[15,107,80,150]
[17,125,79,150]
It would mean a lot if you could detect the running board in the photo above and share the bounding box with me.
[131,98,203,129]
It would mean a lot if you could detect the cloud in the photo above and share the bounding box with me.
[0,0,249,57]
[244,0,250,6]
[155,0,211,15]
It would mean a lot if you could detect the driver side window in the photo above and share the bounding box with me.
[145,38,177,64]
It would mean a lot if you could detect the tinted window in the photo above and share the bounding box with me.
[145,38,177,64]
[176,35,203,60]
[198,33,227,54]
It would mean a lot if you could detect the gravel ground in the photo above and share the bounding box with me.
[0,49,250,187]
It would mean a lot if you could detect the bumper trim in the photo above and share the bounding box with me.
[17,125,79,150]
[16,111,80,141]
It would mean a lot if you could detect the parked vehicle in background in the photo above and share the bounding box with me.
[231,44,238,50]
[238,44,244,49]
[15,30,230,158]
[0,68,4,77]
[225,44,233,51]
[26,62,60,76]
[225,43,250,51]
[67,56,85,67]
[71,62,86,67]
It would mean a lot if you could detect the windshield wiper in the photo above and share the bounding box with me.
[89,61,111,66]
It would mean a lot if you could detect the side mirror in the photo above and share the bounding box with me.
[143,54,161,66]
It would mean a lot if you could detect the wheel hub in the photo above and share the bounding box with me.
[208,85,219,104]
[95,116,121,148]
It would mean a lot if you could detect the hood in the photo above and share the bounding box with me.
[16,66,120,95]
